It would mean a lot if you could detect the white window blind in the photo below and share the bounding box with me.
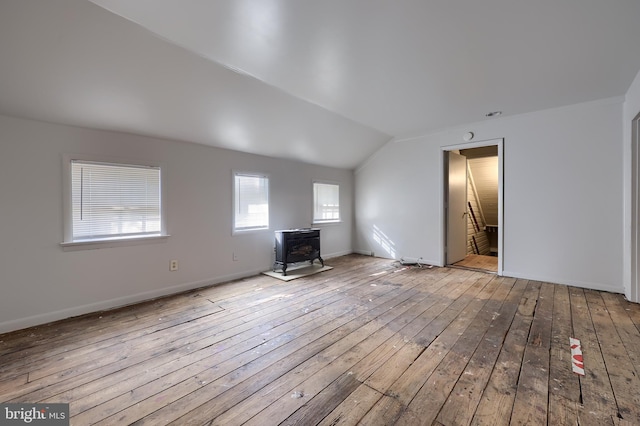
[313,182,340,222]
[234,173,269,231]
[71,161,161,241]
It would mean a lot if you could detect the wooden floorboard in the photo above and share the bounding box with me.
[1,254,640,425]
[452,254,498,273]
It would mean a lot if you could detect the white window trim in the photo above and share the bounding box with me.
[61,154,169,250]
[232,170,271,235]
[312,180,341,225]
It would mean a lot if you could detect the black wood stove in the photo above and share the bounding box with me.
[273,228,324,276]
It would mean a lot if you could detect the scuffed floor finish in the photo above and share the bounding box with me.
[1,255,639,425]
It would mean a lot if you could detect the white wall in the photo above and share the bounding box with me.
[623,69,640,302]
[0,114,354,333]
[356,97,624,293]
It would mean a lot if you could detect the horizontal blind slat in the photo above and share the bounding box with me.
[314,182,340,222]
[234,173,269,230]
[71,161,161,241]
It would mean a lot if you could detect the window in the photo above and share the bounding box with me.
[313,181,340,223]
[68,160,162,243]
[234,172,269,232]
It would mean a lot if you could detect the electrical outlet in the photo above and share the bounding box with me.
[170,260,179,271]
[232,252,239,261]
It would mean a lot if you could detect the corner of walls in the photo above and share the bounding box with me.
[354,132,448,263]
[354,135,396,176]
[355,98,626,293]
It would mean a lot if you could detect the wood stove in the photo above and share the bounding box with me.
[273,228,323,275]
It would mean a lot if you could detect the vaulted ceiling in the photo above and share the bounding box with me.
[1,0,639,168]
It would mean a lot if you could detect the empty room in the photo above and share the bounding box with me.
[1,0,640,425]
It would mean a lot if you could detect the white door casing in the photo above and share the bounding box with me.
[441,138,503,275]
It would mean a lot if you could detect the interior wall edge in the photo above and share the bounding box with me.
[322,250,354,259]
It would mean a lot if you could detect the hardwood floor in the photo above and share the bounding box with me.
[452,254,498,273]
[1,254,640,425]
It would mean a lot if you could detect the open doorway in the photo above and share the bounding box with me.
[443,139,503,275]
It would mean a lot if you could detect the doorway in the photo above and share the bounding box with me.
[443,139,503,275]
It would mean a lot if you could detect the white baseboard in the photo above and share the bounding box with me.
[353,249,375,256]
[0,268,265,334]
[323,250,353,259]
[501,270,624,294]
[0,251,357,334]
[2,259,625,334]
[399,256,440,267]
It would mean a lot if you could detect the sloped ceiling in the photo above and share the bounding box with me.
[1,0,640,169]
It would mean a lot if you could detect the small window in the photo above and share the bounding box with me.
[234,172,269,232]
[313,182,340,223]
[69,160,162,242]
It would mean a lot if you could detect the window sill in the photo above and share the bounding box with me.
[232,227,270,236]
[60,235,170,251]
[312,221,342,226]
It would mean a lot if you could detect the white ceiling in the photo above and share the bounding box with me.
[1,0,639,169]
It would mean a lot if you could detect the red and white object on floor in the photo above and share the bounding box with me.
[570,337,585,376]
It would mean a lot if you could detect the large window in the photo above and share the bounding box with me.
[68,160,162,243]
[313,181,340,223]
[234,172,269,232]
